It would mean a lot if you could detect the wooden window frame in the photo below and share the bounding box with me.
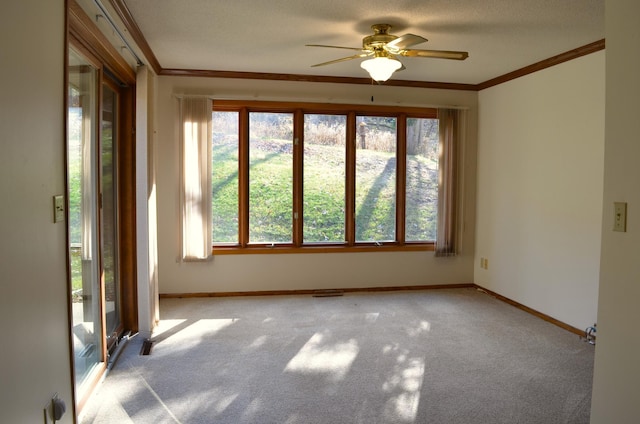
[212,100,437,255]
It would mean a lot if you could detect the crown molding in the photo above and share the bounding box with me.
[159,68,478,90]
[104,2,604,92]
[107,0,162,74]
[476,39,605,91]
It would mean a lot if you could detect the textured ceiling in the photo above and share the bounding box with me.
[120,0,604,85]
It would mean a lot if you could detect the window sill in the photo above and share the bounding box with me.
[211,243,435,255]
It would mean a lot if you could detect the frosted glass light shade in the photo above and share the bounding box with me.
[360,57,402,82]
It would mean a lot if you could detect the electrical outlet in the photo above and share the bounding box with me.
[53,195,65,223]
[480,258,489,269]
[614,202,627,232]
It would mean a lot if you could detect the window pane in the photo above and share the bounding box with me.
[303,114,346,243]
[101,84,120,342]
[406,118,439,241]
[249,112,293,243]
[212,111,240,243]
[355,116,397,242]
[68,48,102,391]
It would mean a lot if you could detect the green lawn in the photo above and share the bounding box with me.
[212,137,438,243]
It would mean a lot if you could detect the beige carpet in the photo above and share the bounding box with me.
[80,288,594,424]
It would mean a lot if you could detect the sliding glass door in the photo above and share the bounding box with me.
[101,81,122,351]
[67,47,127,404]
[67,1,138,412]
[68,48,102,392]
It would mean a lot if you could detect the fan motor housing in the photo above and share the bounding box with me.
[363,24,397,49]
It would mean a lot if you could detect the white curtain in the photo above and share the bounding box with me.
[179,97,213,261]
[80,77,96,262]
[435,108,466,257]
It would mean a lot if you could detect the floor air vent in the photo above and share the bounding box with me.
[140,339,154,356]
[312,289,344,297]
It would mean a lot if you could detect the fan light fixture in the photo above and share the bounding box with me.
[307,24,468,82]
[360,55,402,82]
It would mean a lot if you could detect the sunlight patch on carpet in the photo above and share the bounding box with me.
[284,331,359,382]
[152,319,187,339]
[190,319,237,336]
[240,398,263,422]
[247,335,268,349]
[173,388,239,419]
[407,320,431,337]
[383,357,425,422]
[153,318,238,355]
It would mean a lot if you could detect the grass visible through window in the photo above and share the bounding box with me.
[211,108,439,247]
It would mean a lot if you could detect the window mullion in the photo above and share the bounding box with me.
[238,107,249,247]
[293,110,304,247]
[396,114,407,245]
[345,112,356,246]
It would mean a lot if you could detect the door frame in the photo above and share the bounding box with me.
[67,0,137,413]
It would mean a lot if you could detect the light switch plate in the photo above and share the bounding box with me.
[53,195,65,223]
[614,202,627,232]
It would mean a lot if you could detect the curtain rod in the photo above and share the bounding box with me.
[93,0,143,66]
[172,94,470,110]
[173,94,215,99]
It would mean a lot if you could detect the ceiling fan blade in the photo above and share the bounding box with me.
[385,34,428,52]
[311,52,372,67]
[400,49,469,60]
[306,44,365,52]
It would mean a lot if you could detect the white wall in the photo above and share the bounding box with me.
[590,1,640,422]
[136,66,160,337]
[475,51,605,330]
[0,1,74,423]
[155,77,478,294]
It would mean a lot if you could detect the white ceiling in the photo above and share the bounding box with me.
[119,0,604,85]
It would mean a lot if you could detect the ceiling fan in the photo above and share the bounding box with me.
[307,24,469,82]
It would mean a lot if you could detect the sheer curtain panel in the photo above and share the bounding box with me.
[180,97,213,261]
[435,108,465,257]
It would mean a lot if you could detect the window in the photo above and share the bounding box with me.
[303,114,346,243]
[210,101,443,253]
[405,118,439,241]
[355,116,397,242]
[249,112,294,243]
[212,111,239,244]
